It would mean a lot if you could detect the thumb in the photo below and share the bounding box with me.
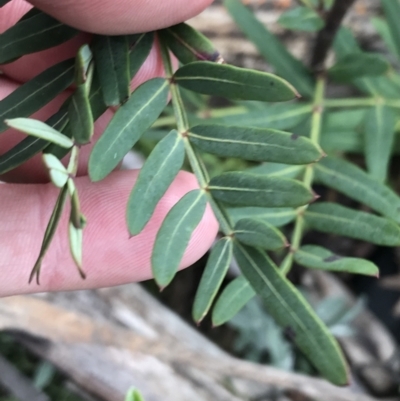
[0,170,218,297]
[28,0,213,34]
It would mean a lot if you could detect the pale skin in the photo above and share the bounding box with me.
[0,0,218,297]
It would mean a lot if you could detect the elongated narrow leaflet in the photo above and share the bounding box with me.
[192,238,233,323]
[304,203,400,246]
[212,275,255,326]
[152,190,207,287]
[43,153,69,188]
[228,207,296,227]
[30,185,69,284]
[189,125,322,164]
[92,35,131,106]
[294,245,379,276]
[0,10,77,64]
[128,33,154,79]
[328,53,389,83]
[381,0,400,59]
[364,104,396,182]
[69,45,94,145]
[234,243,349,385]
[234,218,288,250]
[248,163,305,180]
[224,0,314,97]
[89,78,169,182]
[0,105,69,175]
[174,62,299,102]
[314,157,400,223]
[127,130,185,235]
[0,59,74,133]
[163,23,222,64]
[209,172,314,208]
[5,118,73,148]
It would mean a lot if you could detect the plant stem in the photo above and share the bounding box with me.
[311,0,357,71]
[159,36,233,235]
[324,97,400,109]
[281,75,326,276]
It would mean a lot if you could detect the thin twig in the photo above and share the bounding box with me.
[311,0,357,72]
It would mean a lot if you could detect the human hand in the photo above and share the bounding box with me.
[0,0,218,297]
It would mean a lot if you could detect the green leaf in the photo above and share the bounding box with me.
[152,189,207,287]
[234,243,348,385]
[314,157,400,223]
[0,59,74,134]
[93,35,130,106]
[125,388,145,401]
[323,109,366,132]
[328,53,390,83]
[228,207,296,227]
[189,125,322,164]
[174,61,299,102]
[212,275,256,326]
[209,103,312,131]
[278,6,324,32]
[163,23,222,64]
[5,118,73,148]
[0,11,78,64]
[42,153,68,188]
[247,163,305,179]
[294,245,379,277]
[234,218,288,250]
[0,104,69,175]
[192,238,233,323]
[364,104,396,182]
[127,130,185,235]
[208,172,314,208]
[128,33,154,79]
[304,203,400,246]
[30,185,69,284]
[334,28,396,98]
[224,0,314,98]
[89,78,169,182]
[371,17,398,57]
[68,222,86,279]
[381,0,400,59]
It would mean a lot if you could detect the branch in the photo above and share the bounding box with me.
[311,0,357,71]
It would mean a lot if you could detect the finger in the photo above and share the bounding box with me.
[28,0,213,34]
[0,42,165,183]
[0,170,219,297]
